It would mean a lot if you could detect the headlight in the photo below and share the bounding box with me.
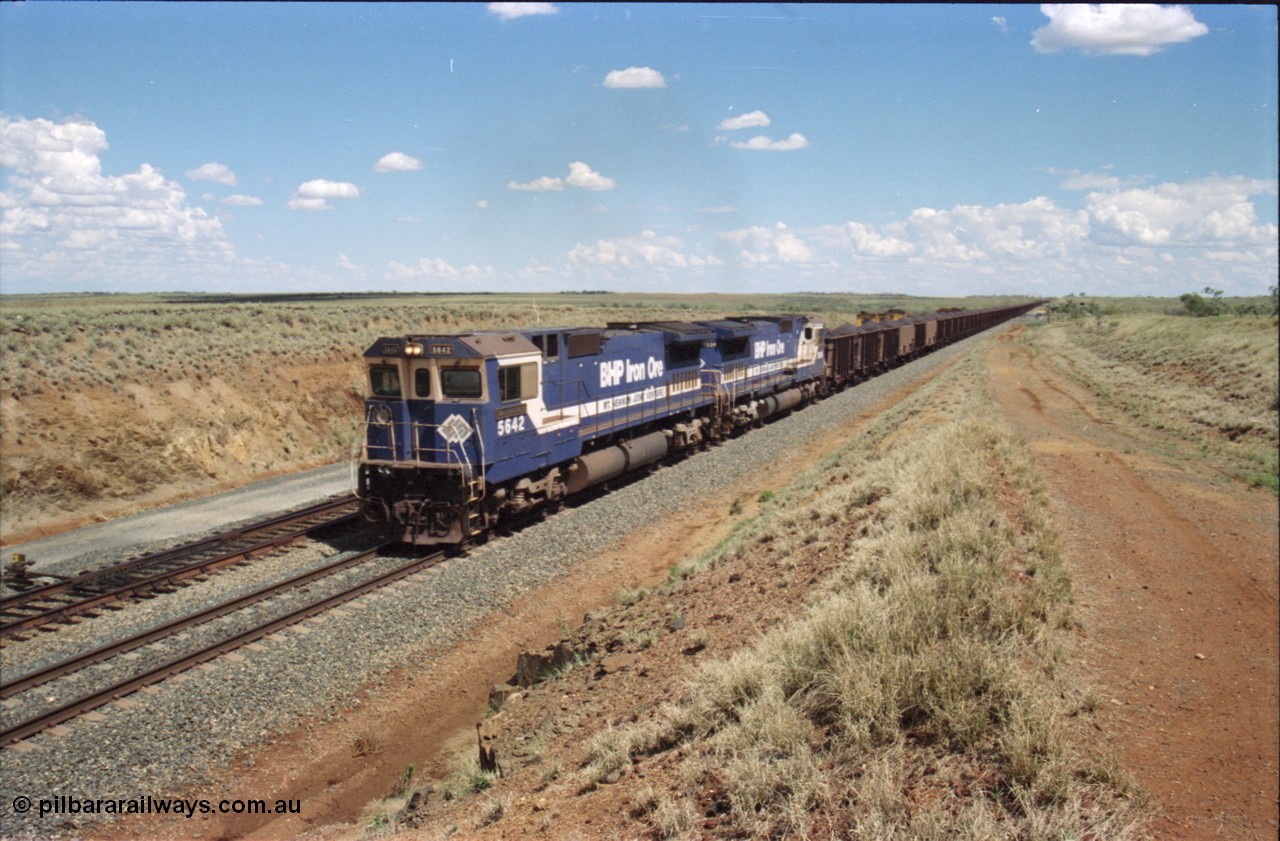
[405,342,424,356]
[370,404,394,424]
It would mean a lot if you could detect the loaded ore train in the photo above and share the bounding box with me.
[356,302,1041,545]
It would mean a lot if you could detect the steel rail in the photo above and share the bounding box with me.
[0,496,360,639]
[0,542,394,700]
[0,548,446,747]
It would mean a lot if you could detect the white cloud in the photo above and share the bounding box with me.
[721,223,819,266]
[476,200,490,209]
[1052,168,1123,191]
[296,179,360,199]
[730,132,809,151]
[892,197,1090,261]
[336,252,372,277]
[0,115,231,281]
[564,161,615,191]
[718,110,771,131]
[992,16,1009,34]
[1032,4,1208,56]
[804,198,1092,269]
[568,229,714,270]
[487,3,557,21]
[374,152,423,173]
[745,180,1275,295]
[186,162,238,186]
[0,116,106,177]
[508,175,564,192]
[222,194,263,206]
[1064,173,1123,191]
[509,162,615,193]
[603,66,667,89]
[840,222,915,258]
[288,179,360,211]
[386,257,496,281]
[287,197,331,212]
[1086,176,1278,246]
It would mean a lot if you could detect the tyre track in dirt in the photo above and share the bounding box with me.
[988,327,1278,839]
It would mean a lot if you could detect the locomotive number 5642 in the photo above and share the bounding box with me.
[497,415,528,436]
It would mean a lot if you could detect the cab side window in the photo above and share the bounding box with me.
[719,337,748,359]
[532,334,560,359]
[498,362,538,402]
[370,366,401,397]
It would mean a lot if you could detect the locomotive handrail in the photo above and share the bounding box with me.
[543,377,588,419]
[465,408,485,505]
[701,368,735,413]
[358,419,476,475]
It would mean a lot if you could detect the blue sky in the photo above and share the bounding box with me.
[1,3,1275,297]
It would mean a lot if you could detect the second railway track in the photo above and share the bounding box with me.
[0,543,447,746]
[2,483,580,747]
[0,495,361,639]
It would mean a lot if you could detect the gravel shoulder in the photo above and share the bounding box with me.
[0,329,1002,841]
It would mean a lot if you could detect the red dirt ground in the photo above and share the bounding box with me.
[989,327,1279,839]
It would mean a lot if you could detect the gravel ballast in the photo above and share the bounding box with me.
[0,329,1004,839]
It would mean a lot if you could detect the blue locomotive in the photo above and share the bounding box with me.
[357,316,826,544]
[356,303,1042,545]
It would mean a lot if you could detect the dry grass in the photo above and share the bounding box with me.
[583,352,1146,839]
[1029,314,1278,491]
[0,291,1036,397]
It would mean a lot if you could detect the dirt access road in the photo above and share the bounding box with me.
[989,327,1279,839]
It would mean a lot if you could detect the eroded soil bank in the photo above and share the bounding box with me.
[1,354,363,546]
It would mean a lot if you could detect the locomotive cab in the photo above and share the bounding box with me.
[357,332,548,544]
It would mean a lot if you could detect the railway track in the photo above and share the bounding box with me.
[0,544,447,746]
[0,495,361,640]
